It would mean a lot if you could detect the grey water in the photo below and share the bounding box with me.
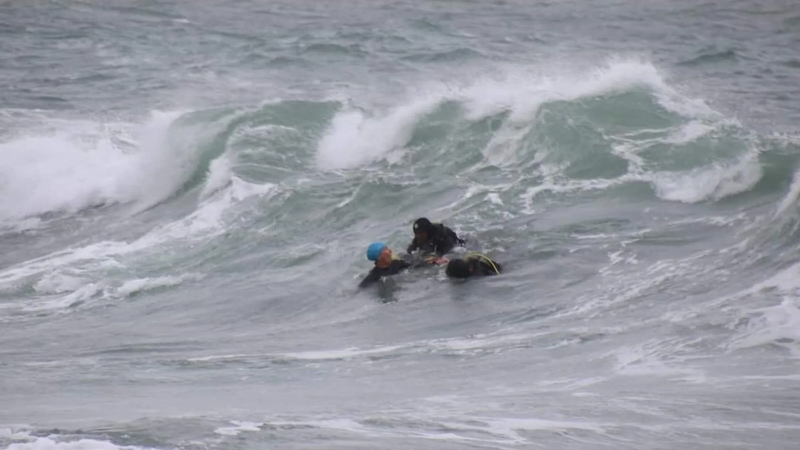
[2,1,800,449]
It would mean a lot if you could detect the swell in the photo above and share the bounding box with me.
[3,59,794,230]
[3,59,799,328]
[310,62,797,210]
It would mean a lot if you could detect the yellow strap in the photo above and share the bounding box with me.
[464,252,500,275]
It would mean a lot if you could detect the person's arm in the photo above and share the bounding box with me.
[450,228,466,245]
[398,254,428,269]
[402,253,422,268]
[434,229,458,256]
[406,238,418,254]
[358,268,381,288]
[403,253,444,268]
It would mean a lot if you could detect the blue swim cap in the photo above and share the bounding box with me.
[366,242,386,261]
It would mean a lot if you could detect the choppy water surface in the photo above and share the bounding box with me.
[3,1,800,449]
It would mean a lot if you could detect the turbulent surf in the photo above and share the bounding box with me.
[2,1,800,449]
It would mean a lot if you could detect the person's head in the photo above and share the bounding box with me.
[445,258,474,279]
[367,242,393,268]
[413,217,433,243]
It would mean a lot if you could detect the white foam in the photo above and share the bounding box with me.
[185,353,254,362]
[458,58,715,127]
[190,331,549,365]
[519,146,760,206]
[461,60,754,207]
[334,184,361,208]
[117,275,194,297]
[315,96,443,170]
[452,60,699,168]
[0,111,199,224]
[520,178,621,213]
[611,139,651,173]
[22,283,105,313]
[748,260,800,294]
[650,150,762,204]
[313,58,726,179]
[149,176,275,243]
[0,177,275,314]
[5,437,152,450]
[268,418,500,443]
[268,415,606,446]
[537,376,608,392]
[653,84,719,119]
[479,124,531,167]
[432,182,512,214]
[214,421,263,436]
[0,241,131,289]
[775,165,800,218]
[14,273,199,316]
[425,331,547,353]
[186,343,406,363]
[560,246,717,322]
[304,419,368,434]
[663,121,717,144]
[0,427,32,441]
[729,298,800,356]
[33,271,89,295]
[613,339,705,380]
[200,156,233,199]
[280,345,405,361]
[472,417,606,438]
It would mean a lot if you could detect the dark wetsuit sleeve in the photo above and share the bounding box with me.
[358,267,382,288]
[406,239,418,254]
[392,258,412,272]
[448,226,466,245]
[358,259,412,288]
[434,228,455,256]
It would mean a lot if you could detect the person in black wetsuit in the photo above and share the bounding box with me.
[445,253,503,279]
[358,242,446,288]
[406,217,465,257]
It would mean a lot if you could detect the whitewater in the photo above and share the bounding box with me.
[3,1,800,449]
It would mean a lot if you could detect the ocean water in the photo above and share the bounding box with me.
[3,0,800,449]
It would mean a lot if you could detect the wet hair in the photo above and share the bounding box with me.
[445,258,471,279]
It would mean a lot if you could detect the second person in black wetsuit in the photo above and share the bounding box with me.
[445,253,503,279]
[406,217,465,257]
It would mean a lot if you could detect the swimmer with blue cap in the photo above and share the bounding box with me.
[359,241,447,288]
